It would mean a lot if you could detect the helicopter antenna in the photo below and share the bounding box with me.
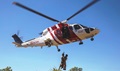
[13,2,60,22]
[66,0,99,21]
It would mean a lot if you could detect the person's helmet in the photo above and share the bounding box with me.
[66,54,68,57]
[62,52,64,56]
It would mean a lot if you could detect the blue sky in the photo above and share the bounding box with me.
[0,0,120,71]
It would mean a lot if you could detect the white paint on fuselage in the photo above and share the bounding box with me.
[19,24,100,48]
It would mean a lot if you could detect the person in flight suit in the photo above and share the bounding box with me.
[61,24,70,39]
[59,52,68,70]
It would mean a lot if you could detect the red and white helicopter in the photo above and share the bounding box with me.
[12,0,100,52]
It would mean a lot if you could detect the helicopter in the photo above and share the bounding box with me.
[12,0,100,52]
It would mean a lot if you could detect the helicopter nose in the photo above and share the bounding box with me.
[89,27,100,35]
[94,28,100,35]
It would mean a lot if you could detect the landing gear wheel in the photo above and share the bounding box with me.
[48,44,51,47]
[56,46,60,52]
[91,37,94,41]
[58,49,60,52]
[79,42,83,45]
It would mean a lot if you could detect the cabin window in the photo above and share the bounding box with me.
[74,25,81,30]
[42,31,48,36]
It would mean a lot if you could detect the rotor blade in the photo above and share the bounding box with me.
[67,0,99,21]
[13,2,60,22]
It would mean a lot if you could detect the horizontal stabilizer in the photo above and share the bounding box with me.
[12,42,21,47]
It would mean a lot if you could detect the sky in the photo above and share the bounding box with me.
[0,0,120,71]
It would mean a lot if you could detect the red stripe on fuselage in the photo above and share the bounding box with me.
[48,28,61,45]
[58,23,81,42]
[54,23,70,44]
[48,23,82,45]
[68,29,81,42]
[54,28,69,44]
[51,25,57,30]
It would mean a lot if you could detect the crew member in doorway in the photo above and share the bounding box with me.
[61,24,70,39]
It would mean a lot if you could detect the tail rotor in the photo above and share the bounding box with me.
[12,31,23,47]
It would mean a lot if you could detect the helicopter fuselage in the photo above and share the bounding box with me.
[14,23,99,48]
[12,0,100,52]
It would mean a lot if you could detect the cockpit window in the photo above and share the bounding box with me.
[74,25,81,30]
[80,24,88,28]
